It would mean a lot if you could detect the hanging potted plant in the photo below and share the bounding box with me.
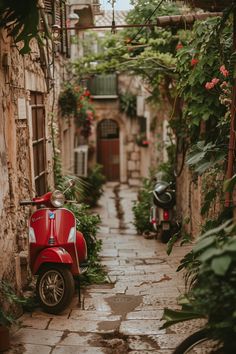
[58,85,78,117]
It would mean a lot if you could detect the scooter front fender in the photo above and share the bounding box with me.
[33,247,73,275]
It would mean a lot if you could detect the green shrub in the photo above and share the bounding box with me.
[162,220,236,352]
[66,203,101,259]
[83,164,106,207]
[66,203,107,284]
[132,177,153,234]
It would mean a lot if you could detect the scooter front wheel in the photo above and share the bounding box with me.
[36,265,75,314]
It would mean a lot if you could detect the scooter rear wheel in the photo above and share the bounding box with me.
[160,230,172,243]
[36,265,75,314]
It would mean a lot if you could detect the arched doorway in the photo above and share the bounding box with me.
[97,119,120,181]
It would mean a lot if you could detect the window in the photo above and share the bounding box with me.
[88,74,118,97]
[44,0,69,56]
[138,116,147,134]
[30,92,47,196]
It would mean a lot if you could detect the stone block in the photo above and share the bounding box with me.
[130,152,140,161]
[128,161,136,171]
[126,142,135,152]
[131,171,140,179]
[128,179,141,187]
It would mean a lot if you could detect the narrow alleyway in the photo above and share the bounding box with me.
[8,184,202,354]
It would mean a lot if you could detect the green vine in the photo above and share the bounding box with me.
[119,92,137,118]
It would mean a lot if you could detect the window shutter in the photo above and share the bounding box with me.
[74,146,88,177]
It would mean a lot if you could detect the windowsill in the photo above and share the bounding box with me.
[91,95,118,99]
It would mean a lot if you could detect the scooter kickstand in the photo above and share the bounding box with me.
[77,278,81,307]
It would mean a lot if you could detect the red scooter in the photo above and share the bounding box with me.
[20,187,88,314]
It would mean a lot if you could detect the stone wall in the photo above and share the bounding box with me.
[0,30,66,288]
[0,31,33,287]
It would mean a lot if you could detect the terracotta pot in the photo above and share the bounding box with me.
[0,325,10,352]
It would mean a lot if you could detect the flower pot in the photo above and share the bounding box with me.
[0,325,10,352]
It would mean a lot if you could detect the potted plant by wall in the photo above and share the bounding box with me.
[0,280,26,351]
[136,133,150,147]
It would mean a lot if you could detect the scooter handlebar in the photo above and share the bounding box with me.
[19,200,36,206]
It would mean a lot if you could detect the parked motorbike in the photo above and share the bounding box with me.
[150,180,181,243]
[20,184,88,314]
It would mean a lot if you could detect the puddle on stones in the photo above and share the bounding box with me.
[97,294,142,332]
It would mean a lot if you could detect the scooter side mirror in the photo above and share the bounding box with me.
[63,179,76,194]
[154,182,169,195]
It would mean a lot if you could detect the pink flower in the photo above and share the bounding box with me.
[205,82,214,90]
[191,58,199,66]
[211,78,219,85]
[221,81,228,87]
[220,65,229,77]
[176,42,183,50]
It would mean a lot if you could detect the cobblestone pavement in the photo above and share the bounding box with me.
[8,183,203,354]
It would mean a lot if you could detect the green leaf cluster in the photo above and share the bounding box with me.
[132,177,154,234]
[0,0,40,54]
[119,92,137,118]
[0,280,27,326]
[82,164,106,207]
[186,141,227,176]
[162,219,236,352]
[176,16,232,142]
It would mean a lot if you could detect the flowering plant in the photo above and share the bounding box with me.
[76,88,95,138]
[204,65,231,113]
[59,84,96,138]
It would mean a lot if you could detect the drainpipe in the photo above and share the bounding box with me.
[225,6,236,207]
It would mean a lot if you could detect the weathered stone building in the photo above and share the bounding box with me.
[0,0,101,289]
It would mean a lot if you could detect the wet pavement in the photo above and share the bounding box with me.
[8,183,203,354]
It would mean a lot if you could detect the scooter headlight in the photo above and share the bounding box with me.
[50,190,65,208]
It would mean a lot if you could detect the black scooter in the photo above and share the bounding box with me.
[150,180,181,243]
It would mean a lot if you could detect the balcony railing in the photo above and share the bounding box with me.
[88,74,118,98]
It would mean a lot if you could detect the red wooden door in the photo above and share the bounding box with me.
[97,120,120,181]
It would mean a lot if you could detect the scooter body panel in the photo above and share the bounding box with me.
[32,247,73,274]
[29,208,86,276]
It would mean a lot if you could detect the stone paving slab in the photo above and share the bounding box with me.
[7,344,52,354]
[18,313,51,330]
[48,318,119,334]
[120,319,166,335]
[51,346,106,354]
[58,332,101,346]
[127,334,189,351]
[129,351,172,354]
[10,328,63,346]
[126,310,164,320]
